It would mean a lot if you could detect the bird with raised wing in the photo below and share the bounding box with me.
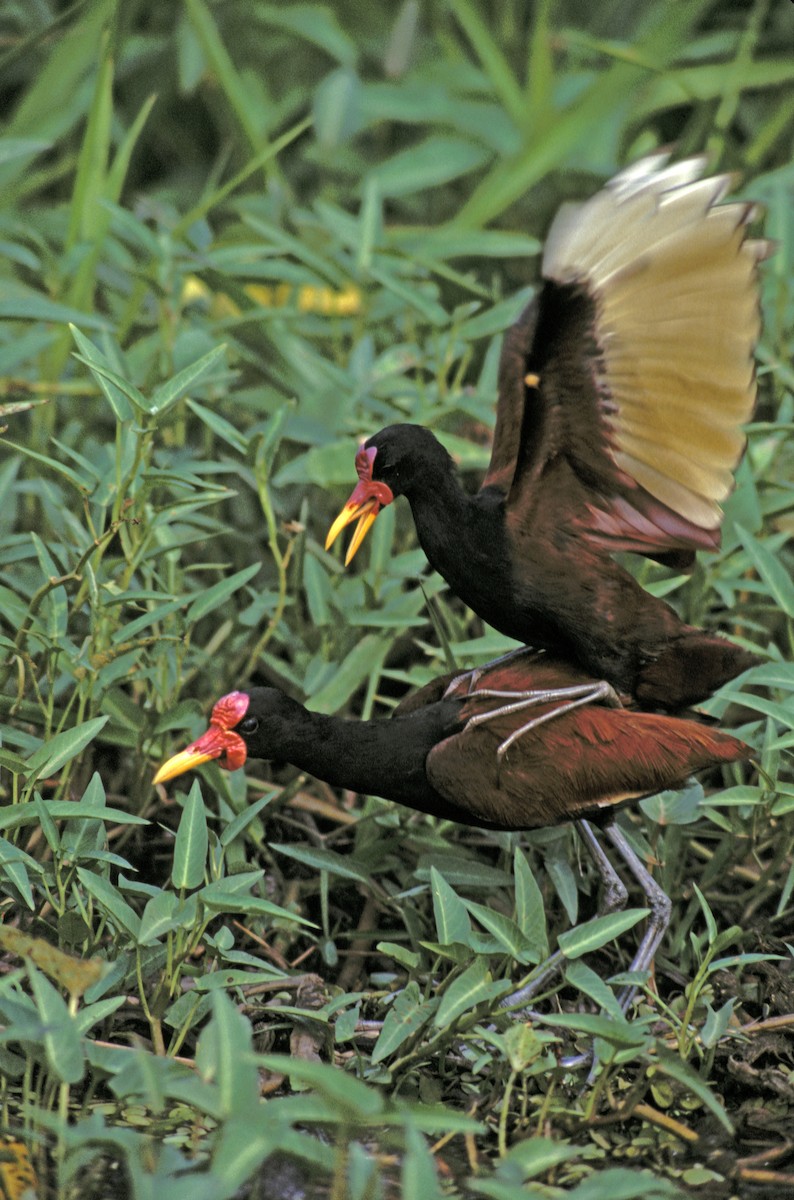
[326,156,768,709]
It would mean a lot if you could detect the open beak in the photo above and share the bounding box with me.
[153,692,250,784]
[325,447,394,565]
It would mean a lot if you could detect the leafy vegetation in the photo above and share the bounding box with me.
[0,0,792,1196]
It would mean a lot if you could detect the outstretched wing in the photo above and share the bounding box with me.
[484,155,770,557]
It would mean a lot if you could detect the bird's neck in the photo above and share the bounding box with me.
[267,697,460,806]
[404,469,512,622]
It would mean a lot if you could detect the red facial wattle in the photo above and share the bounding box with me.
[153,691,251,784]
[325,445,394,565]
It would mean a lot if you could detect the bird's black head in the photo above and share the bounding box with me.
[364,424,452,498]
[325,423,453,564]
[153,688,293,782]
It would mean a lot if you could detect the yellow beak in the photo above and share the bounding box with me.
[153,747,218,785]
[325,497,381,565]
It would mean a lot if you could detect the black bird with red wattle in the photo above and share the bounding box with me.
[326,156,768,709]
[153,651,751,1001]
[153,651,750,833]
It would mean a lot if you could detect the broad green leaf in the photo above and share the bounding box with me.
[0,292,110,328]
[430,868,471,946]
[0,137,52,165]
[186,563,260,622]
[76,868,142,940]
[186,398,249,453]
[197,990,258,1116]
[27,963,85,1084]
[220,791,278,846]
[557,909,650,959]
[138,890,183,945]
[257,1053,385,1117]
[434,957,510,1027]
[737,524,794,617]
[172,780,209,891]
[401,1124,446,1200]
[149,343,227,414]
[513,848,548,959]
[372,982,435,1063]
[652,1052,734,1133]
[564,960,623,1020]
[538,1010,648,1047]
[367,135,490,198]
[305,635,390,713]
[198,886,315,927]
[0,836,37,909]
[463,898,538,963]
[272,843,371,884]
[24,716,108,783]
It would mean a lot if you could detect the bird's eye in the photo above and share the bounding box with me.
[238,716,259,735]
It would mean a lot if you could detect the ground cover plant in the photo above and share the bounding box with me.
[0,0,793,1196]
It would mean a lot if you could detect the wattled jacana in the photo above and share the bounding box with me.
[326,156,768,709]
[154,651,750,1003]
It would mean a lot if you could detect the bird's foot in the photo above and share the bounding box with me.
[463,680,621,761]
[443,646,530,698]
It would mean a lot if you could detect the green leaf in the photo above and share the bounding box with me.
[69,353,150,415]
[513,848,548,960]
[463,898,539,963]
[652,1052,733,1134]
[186,563,260,622]
[186,398,249,453]
[257,1053,385,1117]
[0,835,38,910]
[69,325,132,420]
[219,791,278,846]
[434,957,510,1027]
[138,891,183,946]
[149,343,227,414]
[539,1010,649,1047]
[0,137,52,165]
[197,991,259,1116]
[367,134,490,198]
[198,881,315,927]
[24,716,109,783]
[172,781,209,890]
[564,960,623,1020]
[76,868,142,940]
[0,291,110,328]
[401,1124,446,1200]
[372,981,435,1063]
[557,909,650,959]
[306,634,390,713]
[430,868,471,946]
[737,524,794,617]
[28,962,85,1084]
[272,843,371,884]
[499,1136,581,1179]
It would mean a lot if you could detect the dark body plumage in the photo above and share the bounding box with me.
[326,157,768,709]
[154,651,750,830]
[361,422,757,707]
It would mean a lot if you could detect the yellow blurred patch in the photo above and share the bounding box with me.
[0,1137,38,1200]
[180,276,361,318]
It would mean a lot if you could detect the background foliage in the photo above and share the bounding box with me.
[0,0,793,1196]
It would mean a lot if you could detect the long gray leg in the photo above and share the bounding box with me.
[604,821,672,1013]
[443,647,531,696]
[462,681,622,759]
[501,820,629,1012]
